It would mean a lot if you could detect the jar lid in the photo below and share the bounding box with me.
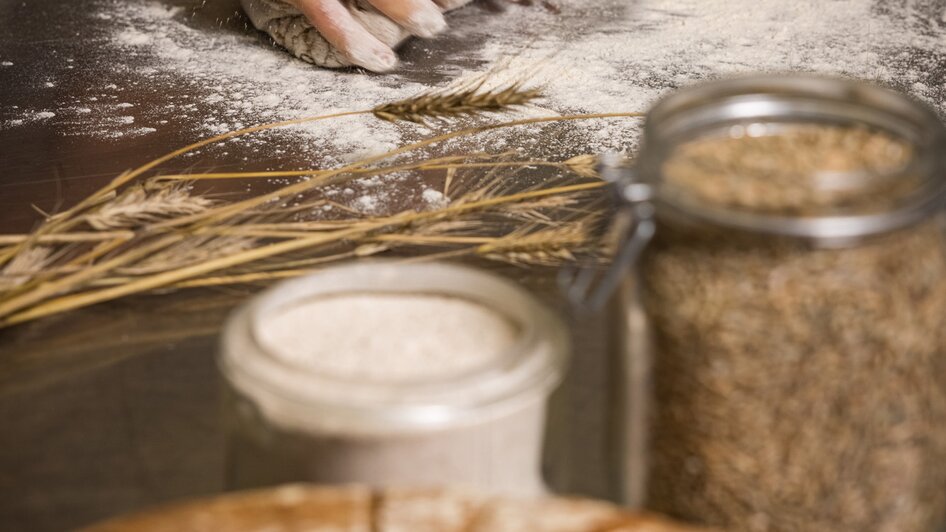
[637,75,946,242]
[220,261,568,435]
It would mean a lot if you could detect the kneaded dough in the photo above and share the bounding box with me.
[242,0,472,69]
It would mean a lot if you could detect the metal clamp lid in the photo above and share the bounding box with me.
[559,153,655,311]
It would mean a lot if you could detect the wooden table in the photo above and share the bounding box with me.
[1,0,944,530]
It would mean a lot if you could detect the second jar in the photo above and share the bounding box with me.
[219,261,569,496]
[611,76,946,532]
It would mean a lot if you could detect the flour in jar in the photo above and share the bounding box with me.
[255,293,520,382]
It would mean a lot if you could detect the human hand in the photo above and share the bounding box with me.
[242,0,473,72]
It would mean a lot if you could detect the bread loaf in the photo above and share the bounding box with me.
[82,485,717,531]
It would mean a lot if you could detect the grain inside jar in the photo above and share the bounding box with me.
[642,124,946,532]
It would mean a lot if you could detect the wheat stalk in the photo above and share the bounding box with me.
[145,114,634,233]
[38,112,364,233]
[117,236,257,276]
[478,222,594,266]
[0,247,52,291]
[0,179,608,327]
[0,175,610,326]
[0,231,135,246]
[0,71,642,328]
[84,183,214,230]
[564,154,600,179]
[374,80,542,123]
[0,224,382,327]
[4,76,543,255]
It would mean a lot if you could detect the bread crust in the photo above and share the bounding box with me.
[81,485,717,532]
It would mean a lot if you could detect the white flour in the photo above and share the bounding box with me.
[256,293,518,381]
[1,0,945,212]
[5,1,945,142]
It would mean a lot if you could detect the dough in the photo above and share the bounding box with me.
[242,0,471,69]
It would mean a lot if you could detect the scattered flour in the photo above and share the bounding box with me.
[446,0,946,153]
[352,194,380,214]
[422,188,449,208]
[2,0,945,210]
[4,0,943,149]
[256,293,518,381]
[99,1,422,150]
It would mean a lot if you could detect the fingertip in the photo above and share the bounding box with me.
[293,0,399,72]
[347,42,399,72]
[367,0,448,39]
[405,8,447,38]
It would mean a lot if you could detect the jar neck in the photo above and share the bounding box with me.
[635,75,946,244]
[219,261,569,436]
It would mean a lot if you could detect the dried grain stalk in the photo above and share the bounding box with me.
[117,236,257,276]
[0,246,53,291]
[84,183,214,230]
[374,80,542,124]
[0,176,610,327]
[0,75,642,328]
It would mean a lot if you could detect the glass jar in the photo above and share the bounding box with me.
[594,76,946,531]
[218,261,568,496]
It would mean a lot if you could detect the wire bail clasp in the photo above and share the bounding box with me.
[560,153,656,311]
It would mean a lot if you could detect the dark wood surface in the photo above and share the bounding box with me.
[0,5,620,529]
[2,0,945,530]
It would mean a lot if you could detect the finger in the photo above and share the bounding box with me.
[294,0,398,72]
[366,0,447,38]
[434,0,472,10]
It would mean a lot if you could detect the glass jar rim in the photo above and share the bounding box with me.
[638,74,946,242]
[219,261,569,435]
